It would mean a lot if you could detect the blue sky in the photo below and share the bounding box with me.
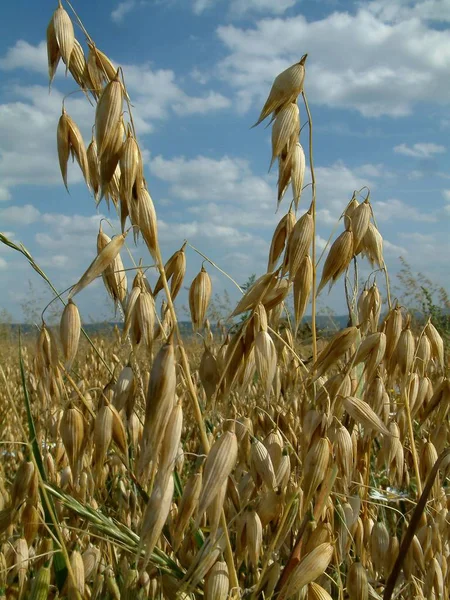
[0,0,449,322]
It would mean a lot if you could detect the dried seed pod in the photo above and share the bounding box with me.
[317,226,354,294]
[60,404,85,480]
[312,326,359,379]
[51,0,74,69]
[361,222,384,268]
[67,549,85,600]
[60,299,81,370]
[138,473,174,566]
[69,231,128,299]
[57,108,90,191]
[343,396,391,437]
[189,266,212,331]
[153,243,187,301]
[425,320,444,370]
[250,437,278,490]
[284,207,314,279]
[139,340,176,477]
[347,561,368,600]
[303,438,330,507]
[95,74,124,158]
[254,330,277,399]
[351,198,371,254]
[46,17,60,87]
[204,559,229,600]
[268,210,296,272]
[280,542,333,599]
[199,343,220,402]
[253,55,307,127]
[293,254,312,333]
[196,422,238,523]
[270,102,300,169]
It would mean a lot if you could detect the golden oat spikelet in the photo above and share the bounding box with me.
[57,108,90,191]
[87,137,100,203]
[291,141,306,210]
[46,17,60,87]
[280,542,333,599]
[343,396,391,437]
[51,0,74,70]
[95,73,124,158]
[153,243,187,300]
[293,254,312,333]
[351,198,371,254]
[189,265,212,331]
[317,226,354,294]
[253,55,307,127]
[361,222,384,268]
[268,210,296,272]
[270,102,300,169]
[204,559,229,600]
[312,326,359,379]
[60,299,81,371]
[283,206,314,279]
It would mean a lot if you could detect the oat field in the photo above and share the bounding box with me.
[0,2,449,599]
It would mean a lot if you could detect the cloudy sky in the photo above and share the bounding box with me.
[0,0,449,322]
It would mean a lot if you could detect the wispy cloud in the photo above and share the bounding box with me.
[393,142,446,158]
[111,0,137,23]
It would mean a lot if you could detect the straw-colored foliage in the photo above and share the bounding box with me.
[0,3,449,600]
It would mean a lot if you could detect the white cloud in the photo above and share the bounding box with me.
[111,0,136,22]
[0,40,47,74]
[442,189,450,201]
[192,0,296,16]
[173,91,231,115]
[216,6,450,117]
[38,255,70,268]
[0,187,11,202]
[383,239,408,256]
[0,257,7,270]
[367,0,450,24]
[393,142,446,158]
[372,198,436,222]
[0,204,40,226]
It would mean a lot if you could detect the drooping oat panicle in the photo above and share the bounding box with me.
[343,194,358,227]
[250,437,278,489]
[231,271,278,317]
[361,222,384,268]
[138,339,176,477]
[382,302,402,363]
[346,561,368,600]
[253,55,307,127]
[343,396,391,437]
[199,343,220,401]
[57,108,90,191]
[153,243,187,301]
[317,225,354,294]
[67,549,85,600]
[68,39,89,92]
[60,404,85,480]
[302,437,330,507]
[293,254,312,332]
[69,231,127,299]
[283,206,314,279]
[270,102,300,169]
[280,542,333,599]
[95,73,124,157]
[268,210,296,272]
[138,472,174,566]
[425,320,444,370]
[312,326,359,379]
[393,317,415,376]
[291,142,306,209]
[189,265,212,331]
[120,128,143,204]
[196,421,238,523]
[132,186,159,259]
[60,299,81,370]
[46,17,60,87]
[87,137,101,203]
[351,198,371,254]
[51,0,74,70]
[204,559,229,600]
